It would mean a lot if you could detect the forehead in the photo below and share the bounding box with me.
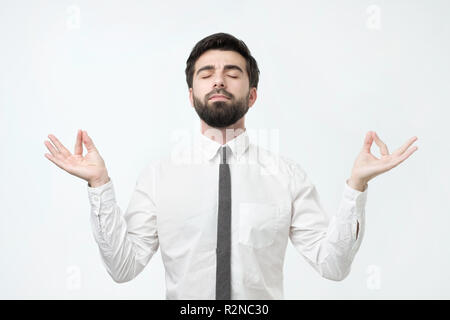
[194,49,246,71]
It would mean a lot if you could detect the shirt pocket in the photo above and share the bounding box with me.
[238,202,283,249]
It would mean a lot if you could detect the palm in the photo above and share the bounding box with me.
[44,130,107,182]
[65,152,104,177]
[351,131,418,183]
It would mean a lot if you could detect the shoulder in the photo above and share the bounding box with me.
[250,143,309,182]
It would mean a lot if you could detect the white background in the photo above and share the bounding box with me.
[1,0,449,299]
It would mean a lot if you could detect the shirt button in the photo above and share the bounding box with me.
[92,196,99,202]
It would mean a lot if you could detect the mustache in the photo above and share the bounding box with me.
[207,90,232,99]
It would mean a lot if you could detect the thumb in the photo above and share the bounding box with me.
[82,130,97,152]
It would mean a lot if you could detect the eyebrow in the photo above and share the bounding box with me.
[195,64,244,76]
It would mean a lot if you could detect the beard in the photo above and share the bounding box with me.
[192,90,250,128]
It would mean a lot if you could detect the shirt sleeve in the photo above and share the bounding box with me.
[288,163,368,281]
[87,163,159,283]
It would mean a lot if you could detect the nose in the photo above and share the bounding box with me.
[213,74,226,89]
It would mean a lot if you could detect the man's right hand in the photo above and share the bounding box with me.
[44,130,110,187]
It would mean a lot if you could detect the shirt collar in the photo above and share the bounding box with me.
[196,128,250,162]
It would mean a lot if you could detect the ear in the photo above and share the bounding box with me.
[248,87,257,108]
[189,88,194,108]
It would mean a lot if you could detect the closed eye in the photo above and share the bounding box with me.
[201,75,238,79]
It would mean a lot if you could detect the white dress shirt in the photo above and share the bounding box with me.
[87,128,368,299]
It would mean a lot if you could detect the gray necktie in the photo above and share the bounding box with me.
[216,145,231,300]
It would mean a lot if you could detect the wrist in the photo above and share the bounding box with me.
[88,175,110,188]
[347,177,368,192]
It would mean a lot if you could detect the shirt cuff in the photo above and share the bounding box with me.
[341,180,369,220]
[87,179,116,216]
[344,180,368,198]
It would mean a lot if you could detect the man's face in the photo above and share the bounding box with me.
[189,49,256,128]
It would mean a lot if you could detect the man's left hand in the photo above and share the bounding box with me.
[347,131,419,192]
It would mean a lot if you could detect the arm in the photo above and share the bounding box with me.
[87,163,159,283]
[289,165,368,281]
[43,130,159,283]
[288,130,418,281]
[346,178,367,239]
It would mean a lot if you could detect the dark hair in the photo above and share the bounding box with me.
[185,32,260,90]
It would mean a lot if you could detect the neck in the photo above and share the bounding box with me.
[200,118,246,145]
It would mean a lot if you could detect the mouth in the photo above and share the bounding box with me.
[209,95,230,101]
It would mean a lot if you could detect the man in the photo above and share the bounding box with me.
[44,32,418,299]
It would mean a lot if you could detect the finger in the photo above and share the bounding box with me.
[393,136,418,156]
[391,145,419,168]
[74,129,83,155]
[44,140,59,157]
[373,132,389,156]
[82,131,97,152]
[48,134,71,156]
[362,131,374,153]
[44,152,66,170]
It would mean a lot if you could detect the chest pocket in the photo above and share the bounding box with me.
[238,202,288,249]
